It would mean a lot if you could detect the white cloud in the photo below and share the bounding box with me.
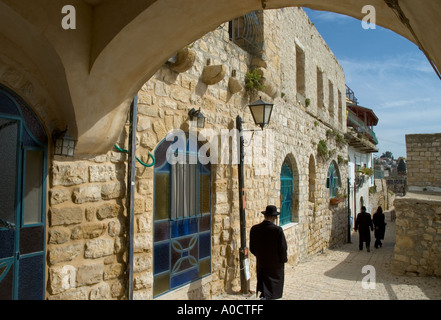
[308,11,355,24]
[340,53,441,157]
[304,8,441,158]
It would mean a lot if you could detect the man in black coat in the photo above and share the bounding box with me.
[354,206,374,252]
[373,206,386,248]
[250,205,288,300]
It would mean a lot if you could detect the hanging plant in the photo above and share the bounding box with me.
[357,167,374,177]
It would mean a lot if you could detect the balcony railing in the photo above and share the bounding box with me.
[347,109,378,145]
[346,85,358,105]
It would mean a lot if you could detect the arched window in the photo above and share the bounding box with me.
[0,84,47,300]
[280,157,293,226]
[153,133,211,297]
[326,161,341,198]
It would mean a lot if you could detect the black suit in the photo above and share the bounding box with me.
[355,211,373,250]
[250,220,288,299]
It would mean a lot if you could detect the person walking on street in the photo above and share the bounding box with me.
[373,206,387,249]
[250,205,288,300]
[354,206,373,252]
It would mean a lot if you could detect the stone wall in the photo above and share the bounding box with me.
[369,179,395,212]
[406,133,441,191]
[393,195,441,277]
[45,8,349,300]
[393,132,441,278]
[386,176,407,196]
[47,153,128,299]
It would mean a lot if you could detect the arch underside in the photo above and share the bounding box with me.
[0,0,439,154]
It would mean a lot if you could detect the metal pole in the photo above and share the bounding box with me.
[127,96,138,300]
[236,115,250,294]
[347,178,352,243]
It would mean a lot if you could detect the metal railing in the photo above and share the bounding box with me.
[347,109,378,145]
[346,85,358,105]
[229,11,264,55]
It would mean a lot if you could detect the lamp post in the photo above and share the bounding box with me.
[236,97,274,294]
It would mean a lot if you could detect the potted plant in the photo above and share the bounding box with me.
[330,197,344,205]
[330,190,347,205]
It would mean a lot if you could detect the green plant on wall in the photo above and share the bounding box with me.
[317,140,328,159]
[357,167,374,177]
[337,154,344,164]
[245,68,266,92]
[305,98,311,107]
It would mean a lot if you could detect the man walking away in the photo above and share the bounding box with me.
[250,205,288,300]
[373,206,386,249]
[354,206,373,252]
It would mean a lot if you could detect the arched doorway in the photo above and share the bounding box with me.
[0,85,48,300]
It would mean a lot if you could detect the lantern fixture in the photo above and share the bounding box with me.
[189,108,206,128]
[53,126,76,157]
[248,97,274,130]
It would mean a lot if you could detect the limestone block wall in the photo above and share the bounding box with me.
[45,7,349,300]
[369,179,395,212]
[406,133,441,191]
[394,196,441,277]
[47,153,128,299]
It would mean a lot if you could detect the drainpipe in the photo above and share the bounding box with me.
[126,96,138,300]
[236,115,250,295]
[347,178,352,243]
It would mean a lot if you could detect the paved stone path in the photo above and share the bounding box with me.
[214,212,441,300]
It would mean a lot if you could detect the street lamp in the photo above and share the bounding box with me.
[53,126,76,157]
[248,98,274,130]
[188,108,206,128]
[236,97,274,294]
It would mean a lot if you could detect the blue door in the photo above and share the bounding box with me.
[0,86,47,300]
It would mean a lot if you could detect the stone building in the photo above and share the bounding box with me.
[345,88,379,219]
[393,133,441,277]
[0,7,350,300]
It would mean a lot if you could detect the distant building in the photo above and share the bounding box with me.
[345,85,379,219]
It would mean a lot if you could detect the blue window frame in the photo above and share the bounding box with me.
[280,157,293,226]
[0,84,47,300]
[153,134,211,297]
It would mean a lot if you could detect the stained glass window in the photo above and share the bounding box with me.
[280,157,293,226]
[327,161,341,198]
[153,134,211,297]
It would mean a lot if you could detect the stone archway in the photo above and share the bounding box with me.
[1,0,440,154]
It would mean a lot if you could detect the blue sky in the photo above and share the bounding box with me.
[304,8,441,159]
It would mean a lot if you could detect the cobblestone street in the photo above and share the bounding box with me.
[214,212,441,300]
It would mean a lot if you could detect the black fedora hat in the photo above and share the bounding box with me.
[261,205,280,216]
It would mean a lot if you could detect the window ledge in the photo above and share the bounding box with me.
[281,222,299,231]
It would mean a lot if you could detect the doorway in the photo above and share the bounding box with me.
[0,85,47,300]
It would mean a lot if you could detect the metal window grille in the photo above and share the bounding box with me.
[229,11,264,55]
